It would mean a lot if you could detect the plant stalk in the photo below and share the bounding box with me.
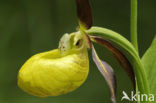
[131,0,142,102]
[131,0,138,51]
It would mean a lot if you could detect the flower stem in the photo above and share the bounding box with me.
[131,0,138,51]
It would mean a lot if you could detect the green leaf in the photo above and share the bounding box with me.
[142,36,156,98]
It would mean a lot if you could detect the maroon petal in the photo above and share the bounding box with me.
[75,0,93,29]
[91,35,136,88]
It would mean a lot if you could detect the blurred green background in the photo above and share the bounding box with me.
[0,0,155,103]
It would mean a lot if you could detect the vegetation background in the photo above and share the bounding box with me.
[0,0,155,103]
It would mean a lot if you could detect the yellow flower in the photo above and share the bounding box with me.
[18,32,89,97]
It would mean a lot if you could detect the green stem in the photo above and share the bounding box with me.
[131,0,138,51]
[87,27,149,103]
[131,1,140,102]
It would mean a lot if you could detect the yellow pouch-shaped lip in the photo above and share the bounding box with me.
[18,49,89,97]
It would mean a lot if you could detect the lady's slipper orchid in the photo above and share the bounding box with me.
[17,0,136,103]
[18,32,89,97]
